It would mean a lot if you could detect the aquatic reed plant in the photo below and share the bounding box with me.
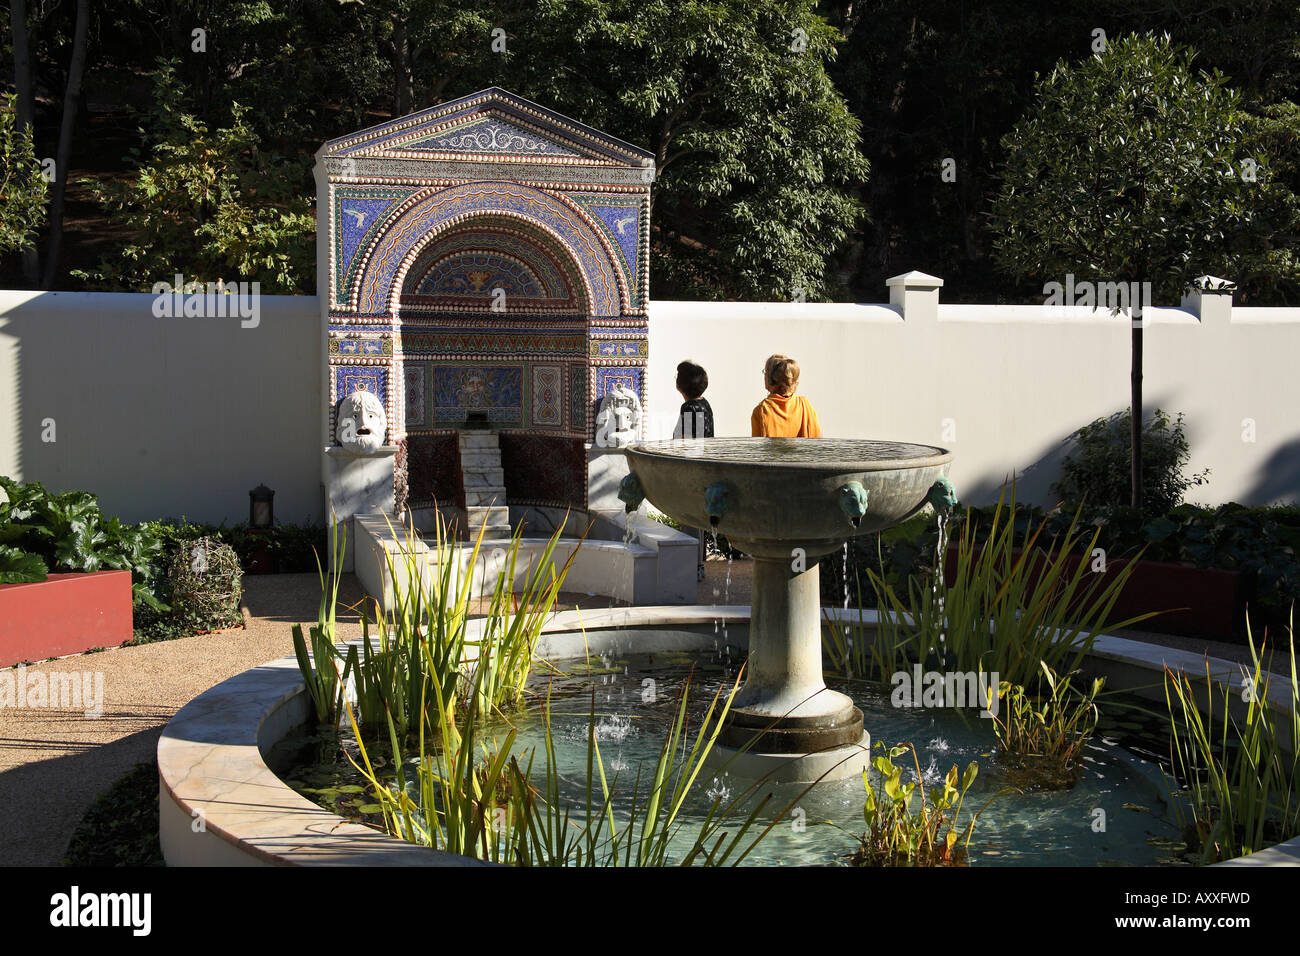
[305,509,791,866]
[347,660,795,866]
[345,627,525,861]
[291,507,578,742]
[1163,616,1300,863]
[828,486,1156,695]
[290,518,348,724]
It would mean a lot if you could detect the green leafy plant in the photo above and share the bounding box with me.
[990,662,1105,790]
[0,544,47,584]
[1054,409,1210,515]
[0,92,47,256]
[852,742,991,867]
[0,476,165,610]
[1163,617,1300,864]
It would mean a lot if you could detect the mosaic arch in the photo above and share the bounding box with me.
[397,216,591,314]
[351,183,623,316]
[316,87,654,514]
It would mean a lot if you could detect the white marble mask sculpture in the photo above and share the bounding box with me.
[595,382,641,448]
[336,389,387,454]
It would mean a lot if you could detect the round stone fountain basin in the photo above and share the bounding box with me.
[624,438,951,557]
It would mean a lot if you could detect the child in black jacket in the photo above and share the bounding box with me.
[673,360,713,580]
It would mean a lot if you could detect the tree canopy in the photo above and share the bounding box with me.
[989,32,1299,302]
[5,1,1300,301]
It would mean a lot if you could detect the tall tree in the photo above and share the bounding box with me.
[252,0,872,301]
[39,0,88,287]
[823,0,1104,301]
[989,33,1300,510]
[487,0,872,300]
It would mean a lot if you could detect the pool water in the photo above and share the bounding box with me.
[274,648,1190,866]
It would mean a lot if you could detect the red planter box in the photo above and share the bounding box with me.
[943,549,1246,641]
[0,570,133,666]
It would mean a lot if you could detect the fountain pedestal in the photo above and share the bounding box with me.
[711,555,870,783]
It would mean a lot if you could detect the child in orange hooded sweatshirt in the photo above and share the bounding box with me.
[751,354,822,438]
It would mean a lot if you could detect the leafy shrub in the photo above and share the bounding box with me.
[164,536,243,633]
[72,60,314,294]
[133,517,323,644]
[0,477,164,608]
[1053,408,1210,514]
[140,517,327,574]
[1089,502,1300,637]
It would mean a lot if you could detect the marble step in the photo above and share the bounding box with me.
[458,433,500,450]
[462,468,505,487]
[460,450,504,469]
[465,489,506,508]
[466,505,511,535]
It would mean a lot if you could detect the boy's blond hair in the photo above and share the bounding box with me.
[764,354,800,394]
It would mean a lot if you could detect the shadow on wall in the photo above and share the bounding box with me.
[1246,437,1300,505]
[959,437,1070,508]
[957,394,1187,508]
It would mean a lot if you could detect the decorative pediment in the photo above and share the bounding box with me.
[321,88,654,168]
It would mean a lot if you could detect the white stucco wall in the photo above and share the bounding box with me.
[0,290,322,524]
[1,280,1296,526]
[645,288,1300,507]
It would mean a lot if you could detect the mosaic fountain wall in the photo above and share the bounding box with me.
[316,88,653,520]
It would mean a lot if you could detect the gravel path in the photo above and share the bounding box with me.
[0,574,368,866]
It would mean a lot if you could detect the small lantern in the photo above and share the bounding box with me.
[249,484,275,529]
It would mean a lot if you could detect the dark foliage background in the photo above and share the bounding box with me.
[3,1,1298,302]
